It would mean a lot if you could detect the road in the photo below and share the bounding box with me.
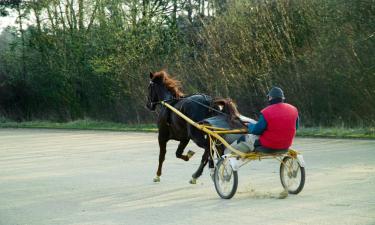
[0,129,374,225]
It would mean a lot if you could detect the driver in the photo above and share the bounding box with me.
[229,86,299,153]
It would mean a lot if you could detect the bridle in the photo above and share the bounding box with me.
[147,80,174,109]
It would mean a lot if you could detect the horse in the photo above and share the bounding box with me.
[146,70,245,183]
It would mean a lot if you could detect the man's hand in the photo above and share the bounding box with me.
[238,115,257,124]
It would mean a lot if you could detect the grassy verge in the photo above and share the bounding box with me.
[0,119,374,139]
[0,119,157,132]
[297,126,375,139]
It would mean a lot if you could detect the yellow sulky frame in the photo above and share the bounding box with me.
[161,101,306,199]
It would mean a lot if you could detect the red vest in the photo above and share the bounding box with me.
[259,103,298,150]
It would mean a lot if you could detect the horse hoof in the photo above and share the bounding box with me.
[278,190,288,199]
[153,176,161,182]
[189,178,197,184]
[210,168,215,182]
[187,150,195,159]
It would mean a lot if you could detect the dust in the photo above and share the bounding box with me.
[237,183,289,199]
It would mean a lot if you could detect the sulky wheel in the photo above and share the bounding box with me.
[214,158,238,199]
[280,156,305,194]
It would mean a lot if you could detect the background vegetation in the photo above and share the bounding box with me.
[0,0,374,127]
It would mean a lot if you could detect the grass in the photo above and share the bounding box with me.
[0,119,157,132]
[297,126,375,139]
[0,119,374,139]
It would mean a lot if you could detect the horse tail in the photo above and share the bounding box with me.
[213,98,245,128]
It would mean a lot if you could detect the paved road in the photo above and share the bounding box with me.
[0,129,374,225]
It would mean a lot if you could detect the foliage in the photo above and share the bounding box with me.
[0,0,374,126]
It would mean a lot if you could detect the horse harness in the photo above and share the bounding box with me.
[151,94,229,126]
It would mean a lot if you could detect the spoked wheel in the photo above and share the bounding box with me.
[214,158,238,199]
[280,156,305,194]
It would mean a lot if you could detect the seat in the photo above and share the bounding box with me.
[254,146,288,154]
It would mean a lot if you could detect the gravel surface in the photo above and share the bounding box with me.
[1,129,374,225]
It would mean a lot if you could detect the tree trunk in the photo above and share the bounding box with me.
[16,3,26,80]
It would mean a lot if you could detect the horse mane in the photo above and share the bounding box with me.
[152,70,184,98]
[214,98,245,128]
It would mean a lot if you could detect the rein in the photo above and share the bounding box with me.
[186,97,229,117]
[151,96,230,117]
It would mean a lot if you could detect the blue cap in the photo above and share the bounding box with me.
[267,87,285,99]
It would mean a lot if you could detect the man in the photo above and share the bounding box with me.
[229,86,299,153]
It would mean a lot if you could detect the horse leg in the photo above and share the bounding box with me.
[175,139,190,161]
[187,125,210,184]
[154,137,168,182]
[190,148,210,184]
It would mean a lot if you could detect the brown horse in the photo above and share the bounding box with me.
[146,70,244,183]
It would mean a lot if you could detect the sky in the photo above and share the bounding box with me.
[0,13,17,32]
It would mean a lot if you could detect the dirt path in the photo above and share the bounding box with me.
[0,129,374,225]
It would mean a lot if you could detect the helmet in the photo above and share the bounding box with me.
[267,86,285,99]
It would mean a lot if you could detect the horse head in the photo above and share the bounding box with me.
[146,71,184,111]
